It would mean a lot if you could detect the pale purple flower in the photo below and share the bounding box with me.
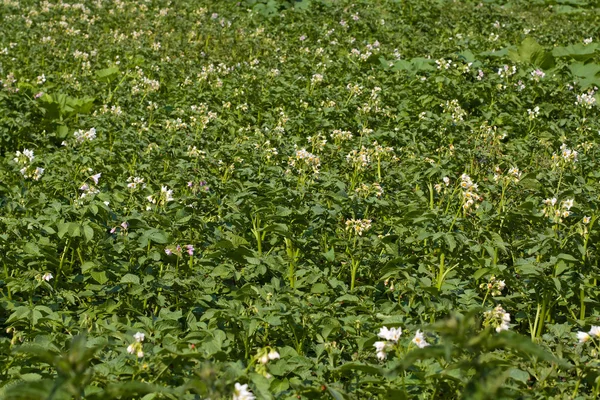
[185,244,194,256]
[91,173,101,184]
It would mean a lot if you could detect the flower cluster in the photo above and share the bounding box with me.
[147,186,174,208]
[530,69,545,82]
[110,221,129,235]
[345,218,372,236]
[493,166,522,184]
[254,140,279,160]
[354,182,384,198]
[288,147,321,175]
[126,176,146,189]
[542,198,573,223]
[74,127,97,143]
[575,88,597,109]
[307,133,327,152]
[527,106,540,120]
[253,347,280,378]
[441,99,466,123]
[479,275,506,297]
[483,304,511,333]
[460,174,482,211]
[374,326,401,360]
[346,146,371,170]
[434,176,451,193]
[552,143,578,168]
[577,326,600,343]
[371,141,394,159]
[374,326,430,360]
[13,149,44,181]
[165,244,194,257]
[126,332,145,358]
[497,64,516,78]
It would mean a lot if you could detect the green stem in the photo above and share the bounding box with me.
[436,253,445,290]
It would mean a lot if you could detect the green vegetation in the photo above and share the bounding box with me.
[2,0,600,398]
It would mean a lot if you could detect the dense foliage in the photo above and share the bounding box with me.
[2,0,600,398]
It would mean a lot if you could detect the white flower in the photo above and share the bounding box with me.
[583,216,591,224]
[268,349,280,360]
[42,272,53,281]
[578,331,591,343]
[374,341,388,360]
[589,326,600,337]
[412,330,430,348]
[161,186,174,202]
[127,344,136,354]
[378,326,402,342]
[136,350,144,358]
[233,382,255,400]
[259,354,269,364]
[134,332,145,342]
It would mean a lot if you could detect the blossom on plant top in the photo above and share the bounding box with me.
[127,176,145,189]
[91,173,101,184]
[575,89,596,109]
[497,64,516,78]
[288,147,321,175]
[233,383,255,400]
[530,69,545,81]
[374,341,390,360]
[527,106,540,120]
[14,149,34,164]
[345,218,372,236]
[127,332,145,358]
[42,272,53,281]
[479,275,506,297]
[268,349,280,360]
[551,144,578,169]
[74,127,97,143]
[583,216,591,224]
[460,174,482,211]
[346,146,372,169]
[412,330,430,348]
[442,99,466,123]
[589,326,600,337]
[584,37,593,45]
[161,186,174,202]
[378,326,401,342]
[483,304,511,333]
[578,331,591,343]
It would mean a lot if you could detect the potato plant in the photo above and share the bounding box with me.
[1,0,600,398]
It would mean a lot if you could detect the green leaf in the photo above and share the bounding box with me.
[83,225,94,242]
[336,362,382,375]
[95,66,120,82]
[120,273,140,285]
[508,37,555,69]
[311,283,328,293]
[90,270,108,285]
